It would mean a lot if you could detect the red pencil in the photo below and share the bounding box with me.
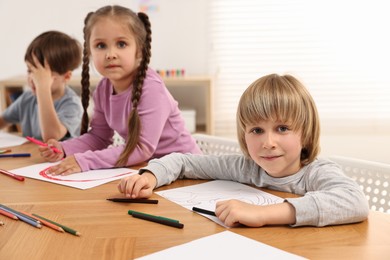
[0,168,25,181]
[0,208,18,220]
[21,211,64,233]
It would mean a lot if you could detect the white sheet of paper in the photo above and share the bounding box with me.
[0,132,27,148]
[136,231,306,260]
[10,162,138,189]
[156,180,284,227]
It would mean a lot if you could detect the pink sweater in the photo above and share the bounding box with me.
[62,69,201,171]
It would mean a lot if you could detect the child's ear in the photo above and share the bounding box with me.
[63,71,72,81]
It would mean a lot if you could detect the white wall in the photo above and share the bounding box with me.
[0,0,209,79]
[1,0,389,164]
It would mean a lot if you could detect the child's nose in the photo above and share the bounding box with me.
[263,133,276,149]
[106,48,117,60]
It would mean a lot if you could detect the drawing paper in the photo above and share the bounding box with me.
[156,180,284,227]
[9,162,137,189]
[0,132,27,148]
[137,231,306,259]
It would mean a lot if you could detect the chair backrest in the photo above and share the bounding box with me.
[328,155,390,213]
[193,133,242,155]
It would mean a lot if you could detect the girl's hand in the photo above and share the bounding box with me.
[46,155,82,176]
[38,139,64,162]
[215,200,296,228]
[117,171,157,198]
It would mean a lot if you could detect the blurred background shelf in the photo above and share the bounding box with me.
[0,75,213,135]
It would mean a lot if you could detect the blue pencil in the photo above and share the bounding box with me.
[0,205,41,228]
[0,153,31,158]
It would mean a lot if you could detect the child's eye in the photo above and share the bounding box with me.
[250,127,263,134]
[96,42,106,49]
[117,41,127,48]
[277,125,290,132]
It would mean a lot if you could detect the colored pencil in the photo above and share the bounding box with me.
[0,205,41,228]
[0,168,25,181]
[0,149,11,154]
[0,208,19,220]
[32,213,81,236]
[0,153,31,158]
[0,204,39,223]
[192,207,216,216]
[131,211,184,229]
[21,211,64,233]
[26,136,62,154]
[107,198,159,204]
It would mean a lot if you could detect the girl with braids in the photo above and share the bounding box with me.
[39,5,201,175]
[118,74,368,228]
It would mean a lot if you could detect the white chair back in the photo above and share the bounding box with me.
[329,155,390,213]
[193,133,241,155]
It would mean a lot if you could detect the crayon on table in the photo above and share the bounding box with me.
[131,211,184,229]
[0,168,25,181]
[128,210,180,223]
[32,213,81,236]
[107,198,159,204]
[192,207,216,216]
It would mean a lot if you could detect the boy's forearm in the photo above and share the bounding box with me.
[263,202,296,226]
[36,91,67,141]
[0,117,11,129]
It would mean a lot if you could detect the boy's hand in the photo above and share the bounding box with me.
[215,200,296,227]
[27,54,54,93]
[45,155,81,176]
[118,171,157,198]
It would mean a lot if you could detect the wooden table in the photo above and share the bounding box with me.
[1,143,390,259]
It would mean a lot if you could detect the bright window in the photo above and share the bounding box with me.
[208,0,390,137]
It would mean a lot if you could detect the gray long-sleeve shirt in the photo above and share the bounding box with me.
[140,153,369,227]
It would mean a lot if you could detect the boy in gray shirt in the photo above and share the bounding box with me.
[118,73,369,228]
[0,31,82,141]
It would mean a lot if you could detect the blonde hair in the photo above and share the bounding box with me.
[236,74,320,165]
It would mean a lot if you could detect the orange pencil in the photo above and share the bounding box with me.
[0,208,18,220]
[21,211,64,233]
